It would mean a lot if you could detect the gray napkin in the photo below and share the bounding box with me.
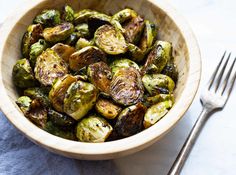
[0,112,120,175]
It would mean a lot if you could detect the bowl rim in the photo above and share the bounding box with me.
[0,0,201,159]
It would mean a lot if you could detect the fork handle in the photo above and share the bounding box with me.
[168,107,213,175]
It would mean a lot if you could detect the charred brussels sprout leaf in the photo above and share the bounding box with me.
[34,48,68,86]
[69,46,106,71]
[33,9,61,27]
[75,38,94,50]
[21,24,43,58]
[94,25,127,55]
[110,67,144,106]
[87,62,112,95]
[142,74,175,95]
[95,98,122,119]
[115,103,146,137]
[49,74,77,112]
[75,23,90,38]
[43,23,74,43]
[128,43,146,62]
[62,5,74,22]
[64,81,98,120]
[16,96,32,115]
[76,115,113,142]
[12,58,37,88]
[161,60,178,83]
[51,43,75,62]
[144,101,172,128]
[110,58,140,75]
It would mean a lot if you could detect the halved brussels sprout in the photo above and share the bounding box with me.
[34,48,68,86]
[29,39,48,67]
[142,41,172,74]
[76,115,113,142]
[115,103,146,137]
[43,22,74,43]
[110,67,144,106]
[69,46,106,71]
[48,108,76,127]
[127,43,146,62]
[65,32,78,46]
[110,58,140,75]
[146,93,174,106]
[16,96,32,115]
[94,25,128,55]
[87,62,112,95]
[161,60,178,83]
[24,87,50,107]
[49,74,77,112]
[12,58,37,88]
[95,98,122,119]
[75,23,90,38]
[51,43,75,62]
[21,24,43,58]
[62,5,74,22]
[75,38,94,50]
[64,81,98,120]
[123,16,145,44]
[143,100,172,128]
[142,74,175,95]
[33,9,61,27]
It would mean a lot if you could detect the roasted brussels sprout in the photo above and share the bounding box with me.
[69,46,106,71]
[94,25,128,55]
[51,43,75,62]
[33,9,61,27]
[110,58,140,75]
[95,98,122,119]
[21,24,43,58]
[115,103,146,137]
[75,38,94,50]
[161,60,178,83]
[34,48,68,86]
[16,96,32,115]
[110,67,144,106]
[76,115,113,142]
[48,108,76,127]
[12,58,37,88]
[64,81,98,120]
[142,74,175,95]
[143,100,172,128]
[75,23,90,38]
[29,39,48,67]
[142,41,172,74]
[62,5,74,22]
[146,93,174,106]
[65,32,78,46]
[43,23,74,43]
[87,62,112,95]
[49,74,77,112]
[127,43,146,62]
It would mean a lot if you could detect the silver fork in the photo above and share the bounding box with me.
[168,51,236,175]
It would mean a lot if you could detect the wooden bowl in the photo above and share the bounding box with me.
[0,0,201,160]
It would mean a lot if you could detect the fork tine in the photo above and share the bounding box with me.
[208,51,226,90]
[224,59,236,101]
[221,57,236,95]
[214,52,231,92]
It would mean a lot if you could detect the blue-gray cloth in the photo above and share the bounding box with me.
[0,112,120,175]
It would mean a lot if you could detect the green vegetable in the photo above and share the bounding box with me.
[65,32,78,46]
[75,38,94,50]
[33,9,61,27]
[62,5,74,22]
[51,43,75,62]
[127,43,146,62]
[16,96,32,115]
[110,58,140,75]
[161,60,178,83]
[75,23,90,38]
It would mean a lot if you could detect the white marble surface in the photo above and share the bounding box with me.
[1,0,236,175]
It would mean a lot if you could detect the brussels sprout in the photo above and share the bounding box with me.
[24,87,50,107]
[94,25,128,55]
[51,43,75,62]
[43,23,74,43]
[21,24,43,58]
[143,100,172,128]
[139,20,157,51]
[49,74,77,112]
[69,46,106,71]
[29,39,48,67]
[127,43,146,62]
[123,16,145,45]
[115,103,146,137]
[44,121,76,140]
[75,23,90,38]
[142,41,172,74]
[12,58,37,88]
[110,67,144,106]
[161,60,178,83]
[75,38,94,50]
[48,108,76,127]
[76,115,113,142]
[62,5,74,22]
[145,93,174,107]
[74,74,88,81]
[16,96,32,115]
[65,32,78,46]
[95,98,122,119]
[33,9,61,27]
[34,48,68,86]
[87,62,112,95]
[142,74,175,95]
[64,81,98,120]
[110,58,140,75]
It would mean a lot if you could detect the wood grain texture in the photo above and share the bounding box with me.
[0,0,201,160]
